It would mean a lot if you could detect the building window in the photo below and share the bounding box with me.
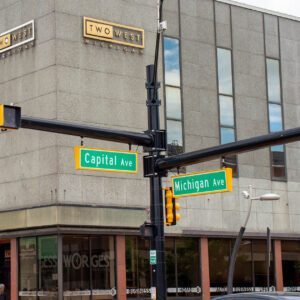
[19,235,116,300]
[209,239,274,295]
[281,241,300,289]
[126,236,151,298]
[163,37,183,156]
[126,236,201,298]
[266,58,286,180]
[63,235,116,299]
[216,48,237,175]
[19,236,58,300]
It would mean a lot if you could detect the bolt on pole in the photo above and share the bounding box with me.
[145,64,167,300]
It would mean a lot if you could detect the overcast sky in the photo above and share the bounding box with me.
[232,0,300,18]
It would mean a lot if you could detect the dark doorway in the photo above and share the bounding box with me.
[0,243,10,300]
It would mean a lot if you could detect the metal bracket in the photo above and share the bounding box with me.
[143,155,168,177]
[143,129,166,152]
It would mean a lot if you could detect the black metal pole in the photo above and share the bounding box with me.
[21,116,153,147]
[155,126,300,172]
[227,226,246,294]
[146,64,166,300]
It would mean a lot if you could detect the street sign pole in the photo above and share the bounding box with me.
[145,64,166,300]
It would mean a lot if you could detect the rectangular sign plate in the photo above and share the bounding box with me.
[0,20,34,54]
[74,146,138,173]
[171,168,232,198]
[150,250,156,265]
[83,17,144,48]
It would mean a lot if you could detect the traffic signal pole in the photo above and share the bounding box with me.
[145,64,167,300]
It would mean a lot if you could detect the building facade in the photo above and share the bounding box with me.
[0,0,300,299]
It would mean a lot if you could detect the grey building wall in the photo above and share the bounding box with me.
[0,0,299,236]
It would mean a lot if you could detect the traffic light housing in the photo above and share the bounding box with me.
[0,105,21,130]
[164,187,180,226]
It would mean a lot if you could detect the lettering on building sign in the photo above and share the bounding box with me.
[0,20,35,58]
[83,17,144,54]
[63,253,110,269]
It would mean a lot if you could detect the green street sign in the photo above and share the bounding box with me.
[74,146,138,173]
[150,250,156,265]
[171,168,232,198]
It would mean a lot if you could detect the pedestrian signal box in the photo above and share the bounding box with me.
[0,105,21,130]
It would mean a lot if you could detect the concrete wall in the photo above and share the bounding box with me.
[0,0,299,235]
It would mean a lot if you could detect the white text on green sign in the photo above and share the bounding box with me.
[150,250,156,265]
[171,168,232,198]
[74,146,138,173]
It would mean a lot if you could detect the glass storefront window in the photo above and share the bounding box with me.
[91,236,116,299]
[38,236,58,299]
[253,240,274,288]
[233,240,252,288]
[176,238,200,297]
[165,238,176,297]
[282,241,300,288]
[63,236,90,299]
[19,237,38,299]
[209,239,230,295]
[126,236,151,299]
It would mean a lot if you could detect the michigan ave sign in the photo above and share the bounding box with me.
[74,146,138,173]
[171,168,232,197]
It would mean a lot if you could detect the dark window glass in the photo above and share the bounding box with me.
[167,120,183,156]
[219,95,234,127]
[176,238,200,297]
[63,236,90,300]
[221,127,235,144]
[209,239,230,295]
[19,237,37,299]
[165,238,176,297]
[166,87,182,120]
[38,236,58,299]
[126,237,151,298]
[252,240,274,287]
[269,103,283,132]
[282,241,300,288]
[217,48,233,95]
[266,59,281,103]
[271,149,286,179]
[164,38,180,86]
[234,240,252,288]
[91,236,116,299]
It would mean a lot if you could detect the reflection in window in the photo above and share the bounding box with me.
[282,241,300,288]
[166,87,182,120]
[91,236,115,299]
[38,236,58,299]
[252,240,274,287]
[176,238,200,297]
[216,48,237,175]
[269,104,283,132]
[266,58,286,180]
[164,38,180,86]
[126,236,201,298]
[19,237,38,299]
[63,236,90,300]
[163,37,183,156]
[219,96,234,127]
[209,239,230,295]
[217,48,233,95]
[126,237,151,299]
[266,59,281,103]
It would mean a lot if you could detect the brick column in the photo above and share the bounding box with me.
[274,240,283,291]
[10,238,18,300]
[201,237,210,300]
[116,235,127,300]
